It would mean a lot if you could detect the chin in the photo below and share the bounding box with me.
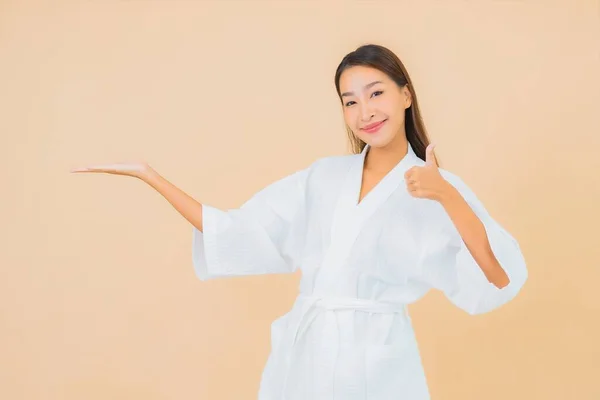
[361,134,395,148]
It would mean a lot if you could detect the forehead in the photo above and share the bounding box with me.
[339,66,391,90]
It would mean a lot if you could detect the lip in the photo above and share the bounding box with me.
[361,119,387,134]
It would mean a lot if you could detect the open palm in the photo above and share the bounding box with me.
[70,162,151,179]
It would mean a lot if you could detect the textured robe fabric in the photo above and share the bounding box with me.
[192,142,528,399]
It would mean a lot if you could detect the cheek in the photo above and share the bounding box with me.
[387,107,406,128]
[382,100,402,117]
[343,108,359,128]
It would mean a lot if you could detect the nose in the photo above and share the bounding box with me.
[360,104,375,121]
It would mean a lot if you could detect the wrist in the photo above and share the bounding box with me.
[438,181,459,205]
[140,165,159,185]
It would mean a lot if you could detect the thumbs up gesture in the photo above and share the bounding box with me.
[404,143,450,202]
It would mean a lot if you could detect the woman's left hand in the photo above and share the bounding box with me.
[70,161,154,181]
[404,143,452,202]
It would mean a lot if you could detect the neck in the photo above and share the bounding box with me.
[364,136,408,174]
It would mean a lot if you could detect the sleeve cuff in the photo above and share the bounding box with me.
[192,204,223,280]
[450,217,528,314]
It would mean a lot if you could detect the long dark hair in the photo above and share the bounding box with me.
[334,44,434,164]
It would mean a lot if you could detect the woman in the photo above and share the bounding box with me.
[71,44,528,399]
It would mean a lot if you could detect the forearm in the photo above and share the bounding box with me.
[142,169,204,232]
[439,183,510,288]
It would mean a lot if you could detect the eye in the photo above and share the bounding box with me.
[344,91,383,107]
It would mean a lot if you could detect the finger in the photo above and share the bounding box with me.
[425,143,438,167]
[406,185,418,197]
[405,168,418,183]
[70,166,114,173]
[71,163,129,173]
[70,167,90,173]
[406,180,418,191]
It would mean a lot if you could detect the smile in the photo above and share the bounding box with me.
[361,119,387,134]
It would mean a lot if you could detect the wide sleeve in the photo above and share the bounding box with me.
[419,172,528,315]
[192,166,310,281]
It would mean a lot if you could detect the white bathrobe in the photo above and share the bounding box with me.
[192,142,528,399]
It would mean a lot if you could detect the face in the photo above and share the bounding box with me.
[339,66,412,148]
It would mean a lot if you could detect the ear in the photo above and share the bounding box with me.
[403,85,412,109]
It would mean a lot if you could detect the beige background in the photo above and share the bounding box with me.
[2,0,599,399]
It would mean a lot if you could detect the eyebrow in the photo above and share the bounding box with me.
[340,80,384,97]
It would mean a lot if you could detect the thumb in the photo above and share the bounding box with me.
[425,143,438,167]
